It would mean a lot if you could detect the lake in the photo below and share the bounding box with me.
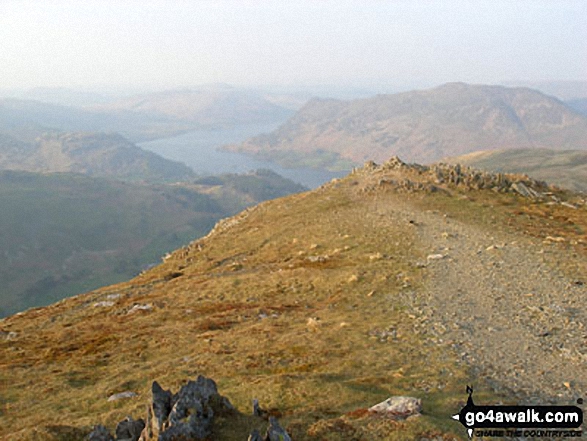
[138,123,348,188]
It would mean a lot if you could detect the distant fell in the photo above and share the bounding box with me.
[229,83,587,167]
[445,148,587,192]
[91,87,298,129]
[0,131,194,182]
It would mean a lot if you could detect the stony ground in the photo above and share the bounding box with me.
[379,199,587,405]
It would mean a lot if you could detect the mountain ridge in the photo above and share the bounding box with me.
[227,83,587,167]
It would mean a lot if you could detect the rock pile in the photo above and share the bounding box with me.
[361,156,551,198]
[88,375,292,441]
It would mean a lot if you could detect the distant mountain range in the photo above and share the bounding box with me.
[0,86,302,142]
[228,83,587,168]
[0,130,194,182]
[0,169,305,317]
[91,87,301,127]
[445,148,587,193]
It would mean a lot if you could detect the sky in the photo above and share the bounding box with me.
[0,0,585,92]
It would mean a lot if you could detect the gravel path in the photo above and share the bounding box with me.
[380,200,587,404]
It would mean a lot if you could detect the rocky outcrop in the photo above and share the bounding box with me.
[89,376,292,441]
[141,376,234,440]
[360,156,552,199]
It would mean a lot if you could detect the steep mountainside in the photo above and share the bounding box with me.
[0,131,194,182]
[0,170,305,317]
[1,158,586,440]
[228,83,587,167]
[445,148,587,192]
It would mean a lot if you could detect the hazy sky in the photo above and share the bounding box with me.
[0,0,585,91]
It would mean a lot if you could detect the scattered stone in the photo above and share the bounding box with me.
[1,330,18,340]
[127,304,153,314]
[106,293,121,300]
[511,182,541,199]
[368,396,422,419]
[107,391,137,402]
[265,416,292,441]
[544,236,566,243]
[88,425,114,441]
[115,416,145,441]
[94,301,115,308]
[307,255,328,263]
[347,274,359,283]
[307,317,321,331]
[369,252,383,261]
[561,202,577,209]
[427,254,445,260]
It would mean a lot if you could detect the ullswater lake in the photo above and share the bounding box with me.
[139,123,348,188]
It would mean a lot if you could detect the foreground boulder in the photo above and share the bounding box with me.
[141,375,235,440]
[89,375,292,441]
[368,396,422,419]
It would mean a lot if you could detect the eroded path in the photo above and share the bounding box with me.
[378,197,587,403]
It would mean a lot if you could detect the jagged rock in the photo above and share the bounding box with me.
[265,417,292,441]
[512,182,541,198]
[383,156,405,169]
[252,398,261,416]
[247,429,263,441]
[140,376,235,441]
[116,416,145,441]
[151,381,173,431]
[368,396,422,419]
[88,425,114,441]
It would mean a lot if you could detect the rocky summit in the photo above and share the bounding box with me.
[1,157,586,440]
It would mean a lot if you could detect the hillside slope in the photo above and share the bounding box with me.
[0,170,305,317]
[1,160,586,440]
[228,83,587,167]
[445,148,587,192]
[0,131,195,182]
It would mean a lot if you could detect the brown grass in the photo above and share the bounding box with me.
[4,168,581,440]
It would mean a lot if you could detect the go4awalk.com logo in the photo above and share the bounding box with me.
[452,386,584,438]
